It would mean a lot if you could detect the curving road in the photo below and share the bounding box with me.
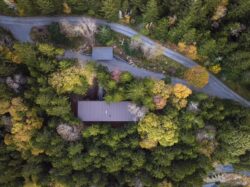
[0,15,249,107]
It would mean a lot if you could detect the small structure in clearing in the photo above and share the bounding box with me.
[92,47,113,61]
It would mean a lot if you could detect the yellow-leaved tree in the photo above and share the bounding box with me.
[209,64,222,74]
[173,83,192,99]
[212,0,228,21]
[0,99,10,115]
[4,97,44,155]
[153,80,172,100]
[0,45,21,64]
[184,66,209,88]
[49,65,95,95]
[138,113,179,149]
[152,80,192,110]
[152,80,172,109]
[172,83,192,110]
[178,42,199,60]
[157,180,173,187]
[63,2,71,14]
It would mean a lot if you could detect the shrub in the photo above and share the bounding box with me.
[96,26,115,45]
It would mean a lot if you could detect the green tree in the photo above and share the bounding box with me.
[13,43,36,65]
[154,18,170,41]
[67,143,84,158]
[234,151,250,171]
[215,128,250,163]
[35,0,57,15]
[65,0,86,14]
[16,0,36,16]
[35,93,73,120]
[101,0,121,21]
[143,0,158,23]
[227,0,250,20]
[0,142,24,186]
[37,43,64,57]
[126,79,154,108]
[0,58,17,76]
[120,71,133,83]
[96,26,115,45]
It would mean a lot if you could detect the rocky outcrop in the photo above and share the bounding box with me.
[6,74,26,93]
[59,19,97,46]
[56,124,83,141]
[128,103,148,121]
[3,0,16,9]
[187,101,199,112]
[1,115,12,132]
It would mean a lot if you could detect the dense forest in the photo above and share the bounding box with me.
[0,0,250,99]
[0,0,250,186]
[0,26,249,186]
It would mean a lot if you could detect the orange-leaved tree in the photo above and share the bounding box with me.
[184,66,209,88]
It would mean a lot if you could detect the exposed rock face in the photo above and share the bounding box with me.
[0,36,13,48]
[59,19,97,46]
[128,103,148,121]
[0,30,14,48]
[212,21,220,29]
[1,115,12,132]
[30,26,49,41]
[153,95,167,110]
[130,38,142,50]
[168,15,177,26]
[196,125,217,157]
[6,74,27,93]
[3,0,16,9]
[56,124,83,141]
[196,125,216,142]
[134,178,143,187]
[231,24,246,37]
[187,101,199,112]
[111,69,121,82]
[130,37,163,60]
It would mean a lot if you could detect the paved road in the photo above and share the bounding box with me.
[0,15,249,107]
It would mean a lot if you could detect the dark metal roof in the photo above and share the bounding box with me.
[77,101,137,122]
[92,47,113,61]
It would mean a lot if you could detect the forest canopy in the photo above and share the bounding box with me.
[0,31,249,186]
[0,1,250,186]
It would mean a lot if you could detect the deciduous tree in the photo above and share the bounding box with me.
[138,113,179,149]
[184,66,209,88]
[49,66,94,95]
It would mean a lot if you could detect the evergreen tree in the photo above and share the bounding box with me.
[35,0,57,15]
[101,0,121,21]
[143,0,158,23]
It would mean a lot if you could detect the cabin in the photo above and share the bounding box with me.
[77,101,137,122]
[76,47,137,122]
[92,47,113,61]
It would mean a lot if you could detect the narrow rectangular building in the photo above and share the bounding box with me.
[77,101,137,122]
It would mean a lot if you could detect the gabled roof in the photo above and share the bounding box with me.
[77,101,137,122]
[92,47,113,61]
